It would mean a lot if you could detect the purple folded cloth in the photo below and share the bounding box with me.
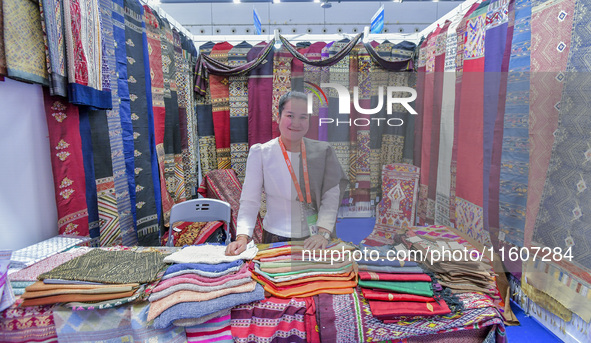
[163,260,243,277]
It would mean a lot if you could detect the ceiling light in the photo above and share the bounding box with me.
[314,0,320,2]
[273,0,280,3]
[233,0,240,3]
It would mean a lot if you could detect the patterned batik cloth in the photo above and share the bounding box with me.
[2,0,48,85]
[454,2,492,247]
[198,169,264,243]
[43,94,91,239]
[124,0,160,246]
[530,0,591,314]
[0,304,59,343]
[62,0,111,108]
[39,0,68,96]
[231,296,308,343]
[522,0,574,248]
[247,41,275,146]
[210,42,234,170]
[316,290,505,343]
[53,301,186,343]
[39,249,165,284]
[434,13,462,228]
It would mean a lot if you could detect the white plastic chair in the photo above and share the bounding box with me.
[166,199,231,247]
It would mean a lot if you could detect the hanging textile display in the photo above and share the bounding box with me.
[210,42,234,169]
[351,45,372,210]
[124,0,159,245]
[317,42,334,142]
[532,0,591,275]
[498,0,531,251]
[173,29,191,200]
[43,92,90,237]
[483,0,514,253]
[382,41,416,169]
[435,14,462,228]
[417,28,439,225]
[145,7,175,225]
[161,19,186,204]
[450,2,479,228]
[454,2,492,246]
[291,42,310,92]
[427,22,450,225]
[78,108,100,245]
[112,0,138,246]
[181,35,199,193]
[39,0,68,96]
[196,41,217,175]
[327,39,351,206]
[303,41,326,140]
[522,0,574,248]
[271,46,293,138]
[2,0,49,85]
[62,0,111,108]
[247,41,275,146]
[228,41,252,182]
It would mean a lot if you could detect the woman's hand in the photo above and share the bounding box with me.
[304,228,330,250]
[225,235,249,256]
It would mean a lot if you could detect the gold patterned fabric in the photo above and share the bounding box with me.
[39,249,166,284]
[3,0,49,84]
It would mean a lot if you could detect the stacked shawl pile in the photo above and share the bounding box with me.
[148,243,264,332]
[405,233,498,296]
[357,247,453,321]
[251,240,357,298]
[20,249,166,308]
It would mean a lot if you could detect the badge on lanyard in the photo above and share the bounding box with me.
[278,138,318,235]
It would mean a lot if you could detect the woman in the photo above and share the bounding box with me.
[225,91,348,255]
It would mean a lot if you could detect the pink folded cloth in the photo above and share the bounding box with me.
[153,263,251,293]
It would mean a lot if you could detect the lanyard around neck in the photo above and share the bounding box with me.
[278,137,311,204]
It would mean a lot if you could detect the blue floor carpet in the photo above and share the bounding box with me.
[506,300,562,342]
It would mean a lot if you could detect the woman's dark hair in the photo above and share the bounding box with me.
[278,91,308,116]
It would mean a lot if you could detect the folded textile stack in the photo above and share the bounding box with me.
[9,235,91,269]
[356,248,452,321]
[148,243,265,330]
[160,221,225,246]
[0,250,16,312]
[406,233,498,296]
[8,247,92,295]
[251,241,357,298]
[19,249,166,308]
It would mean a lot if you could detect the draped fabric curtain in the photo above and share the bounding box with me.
[193,35,416,215]
[414,0,591,329]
